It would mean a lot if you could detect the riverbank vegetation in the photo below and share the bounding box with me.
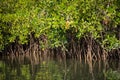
[0,0,120,60]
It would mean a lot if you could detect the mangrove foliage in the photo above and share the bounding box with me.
[0,0,120,60]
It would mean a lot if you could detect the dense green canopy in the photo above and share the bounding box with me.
[0,0,120,52]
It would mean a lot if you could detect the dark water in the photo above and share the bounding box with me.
[0,55,120,80]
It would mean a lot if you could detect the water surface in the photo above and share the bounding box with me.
[0,56,120,80]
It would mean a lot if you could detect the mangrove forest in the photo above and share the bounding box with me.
[0,0,120,80]
[0,0,120,60]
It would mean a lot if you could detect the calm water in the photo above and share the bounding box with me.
[0,55,120,80]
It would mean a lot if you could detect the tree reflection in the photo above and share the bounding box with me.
[0,56,120,80]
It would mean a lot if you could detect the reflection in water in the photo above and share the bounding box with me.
[0,55,120,80]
